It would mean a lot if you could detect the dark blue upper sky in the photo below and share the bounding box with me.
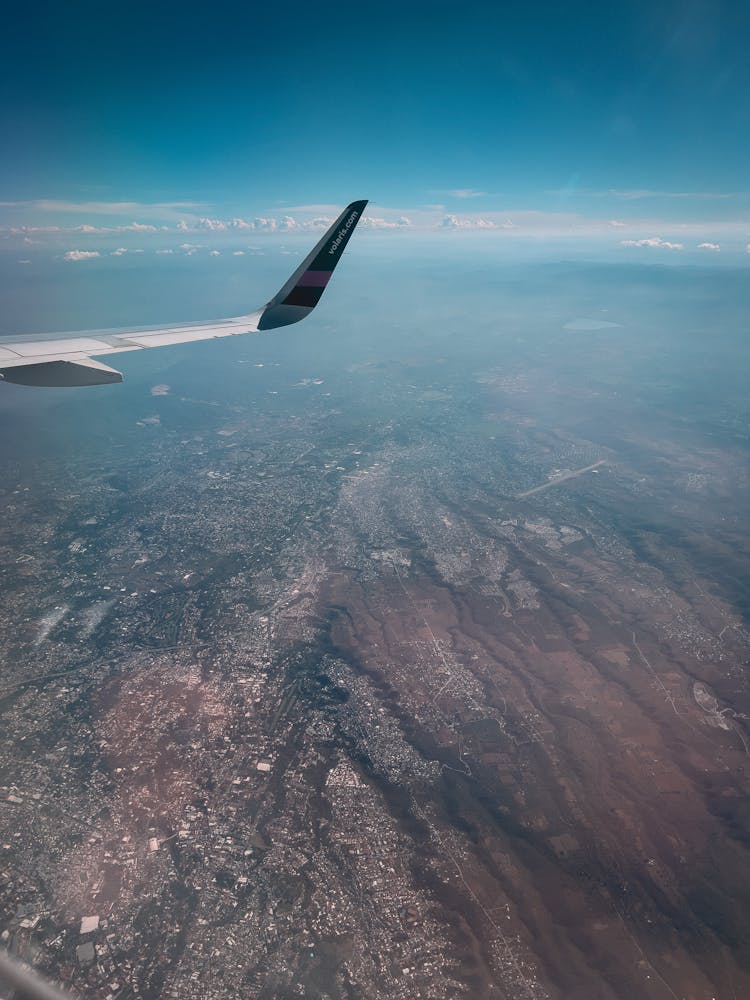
[1,0,749,240]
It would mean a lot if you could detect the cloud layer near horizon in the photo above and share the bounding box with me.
[2,199,747,255]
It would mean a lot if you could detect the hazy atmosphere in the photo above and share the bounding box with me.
[1,3,749,999]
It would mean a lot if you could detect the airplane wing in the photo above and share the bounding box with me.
[0,199,368,387]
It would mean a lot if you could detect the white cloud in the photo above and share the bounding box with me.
[156,249,174,254]
[17,259,31,264]
[3,225,62,234]
[6,200,749,249]
[606,189,736,200]
[232,250,245,255]
[696,242,720,251]
[0,199,204,217]
[440,214,512,230]
[209,250,221,256]
[223,216,330,231]
[202,216,280,231]
[620,236,684,250]
[14,220,169,235]
[436,189,487,199]
[362,215,412,229]
[63,250,100,261]
[110,247,128,256]
[549,188,740,201]
[196,217,227,231]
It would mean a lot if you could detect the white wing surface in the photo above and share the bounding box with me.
[0,200,367,387]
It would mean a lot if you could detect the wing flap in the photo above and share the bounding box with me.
[4,337,124,359]
[124,316,261,349]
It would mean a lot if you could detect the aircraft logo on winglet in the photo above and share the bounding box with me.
[328,209,360,255]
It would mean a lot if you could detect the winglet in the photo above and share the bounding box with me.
[257,200,367,331]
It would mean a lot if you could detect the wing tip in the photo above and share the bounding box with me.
[257,199,368,331]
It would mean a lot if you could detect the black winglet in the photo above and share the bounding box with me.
[258,200,368,331]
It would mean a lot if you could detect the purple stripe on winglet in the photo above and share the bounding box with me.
[297,270,332,287]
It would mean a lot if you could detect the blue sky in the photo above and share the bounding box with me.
[1,0,749,248]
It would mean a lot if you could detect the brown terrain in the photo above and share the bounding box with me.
[308,416,750,999]
[1,324,749,999]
